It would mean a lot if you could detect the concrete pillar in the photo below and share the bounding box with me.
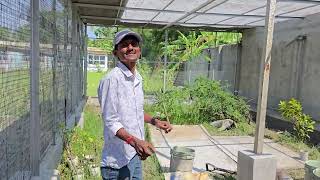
[237,150,277,180]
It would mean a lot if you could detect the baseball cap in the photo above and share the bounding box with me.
[113,29,143,49]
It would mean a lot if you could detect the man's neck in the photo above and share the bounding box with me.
[120,60,136,74]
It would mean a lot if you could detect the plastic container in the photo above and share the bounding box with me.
[313,168,320,180]
[305,160,320,180]
[169,146,195,172]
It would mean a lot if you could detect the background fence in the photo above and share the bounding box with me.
[0,0,86,179]
[103,46,239,96]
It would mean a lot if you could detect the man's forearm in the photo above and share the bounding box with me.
[144,113,154,124]
[144,113,155,125]
[116,128,137,146]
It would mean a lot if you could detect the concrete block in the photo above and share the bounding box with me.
[76,112,84,129]
[237,150,277,180]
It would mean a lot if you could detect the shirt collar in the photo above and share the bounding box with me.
[116,61,142,85]
[117,61,135,78]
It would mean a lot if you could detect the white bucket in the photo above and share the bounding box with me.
[313,168,320,180]
[169,146,195,172]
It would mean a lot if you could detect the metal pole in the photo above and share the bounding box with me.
[234,34,242,96]
[254,0,277,154]
[163,30,168,92]
[30,0,40,176]
[71,5,77,112]
[84,23,88,97]
[52,0,57,145]
[63,0,69,125]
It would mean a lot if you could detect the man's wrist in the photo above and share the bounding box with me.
[151,117,158,126]
[125,136,135,146]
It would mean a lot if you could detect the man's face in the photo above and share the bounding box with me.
[114,36,141,63]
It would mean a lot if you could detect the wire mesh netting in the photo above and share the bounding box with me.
[0,0,86,179]
[101,45,239,96]
[0,0,32,179]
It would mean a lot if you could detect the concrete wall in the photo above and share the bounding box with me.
[177,44,240,93]
[209,44,240,92]
[239,13,320,120]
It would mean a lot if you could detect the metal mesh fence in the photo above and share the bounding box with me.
[103,58,188,94]
[0,0,32,179]
[105,47,236,95]
[0,0,86,179]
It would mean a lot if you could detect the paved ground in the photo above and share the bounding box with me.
[149,124,304,179]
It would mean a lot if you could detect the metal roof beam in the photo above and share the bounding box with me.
[86,23,244,32]
[161,0,219,30]
[213,4,267,25]
[73,2,303,20]
[181,0,229,23]
[280,0,320,4]
[81,15,259,28]
[114,0,124,25]
[143,0,175,28]
[245,3,319,25]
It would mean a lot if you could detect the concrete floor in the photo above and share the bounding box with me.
[149,125,304,178]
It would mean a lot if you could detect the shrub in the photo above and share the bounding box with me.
[189,77,250,123]
[279,98,315,142]
[154,77,251,124]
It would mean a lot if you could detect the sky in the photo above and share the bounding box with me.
[87,26,96,39]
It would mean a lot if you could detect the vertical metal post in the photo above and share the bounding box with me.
[234,34,242,96]
[163,30,168,92]
[63,0,69,125]
[84,23,88,97]
[254,0,277,154]
[71,5,77,112]
[31,0,40,176]
[212,31,218,80]
[52,0,57,145]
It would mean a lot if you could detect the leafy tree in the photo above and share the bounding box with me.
[87,27,118,54]
[161,31,240,62]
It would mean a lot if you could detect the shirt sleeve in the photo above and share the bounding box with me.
[98,77,123,136]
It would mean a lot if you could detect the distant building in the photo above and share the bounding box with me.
[87,47,109,71]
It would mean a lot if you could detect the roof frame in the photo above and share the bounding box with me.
[82,15,256,28]
[74,2,303,20]
[75,0,320,31]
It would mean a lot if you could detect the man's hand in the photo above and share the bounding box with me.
[129,137,155,160]
[154,119,173,133]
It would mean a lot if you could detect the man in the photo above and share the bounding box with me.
[98,29,172,180]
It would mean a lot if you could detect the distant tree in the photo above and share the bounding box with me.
[87,27,117,54]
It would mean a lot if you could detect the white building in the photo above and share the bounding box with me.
[87,47,109,71]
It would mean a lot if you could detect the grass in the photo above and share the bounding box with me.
[144,124,165,180]
[202,121,255,136]
[58,104,104,180]
[87,71,108,97]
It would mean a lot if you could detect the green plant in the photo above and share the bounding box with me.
[279,98,315,142]
[154,77,251,124]
[58,105,104,179]
[189,78,250,123]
